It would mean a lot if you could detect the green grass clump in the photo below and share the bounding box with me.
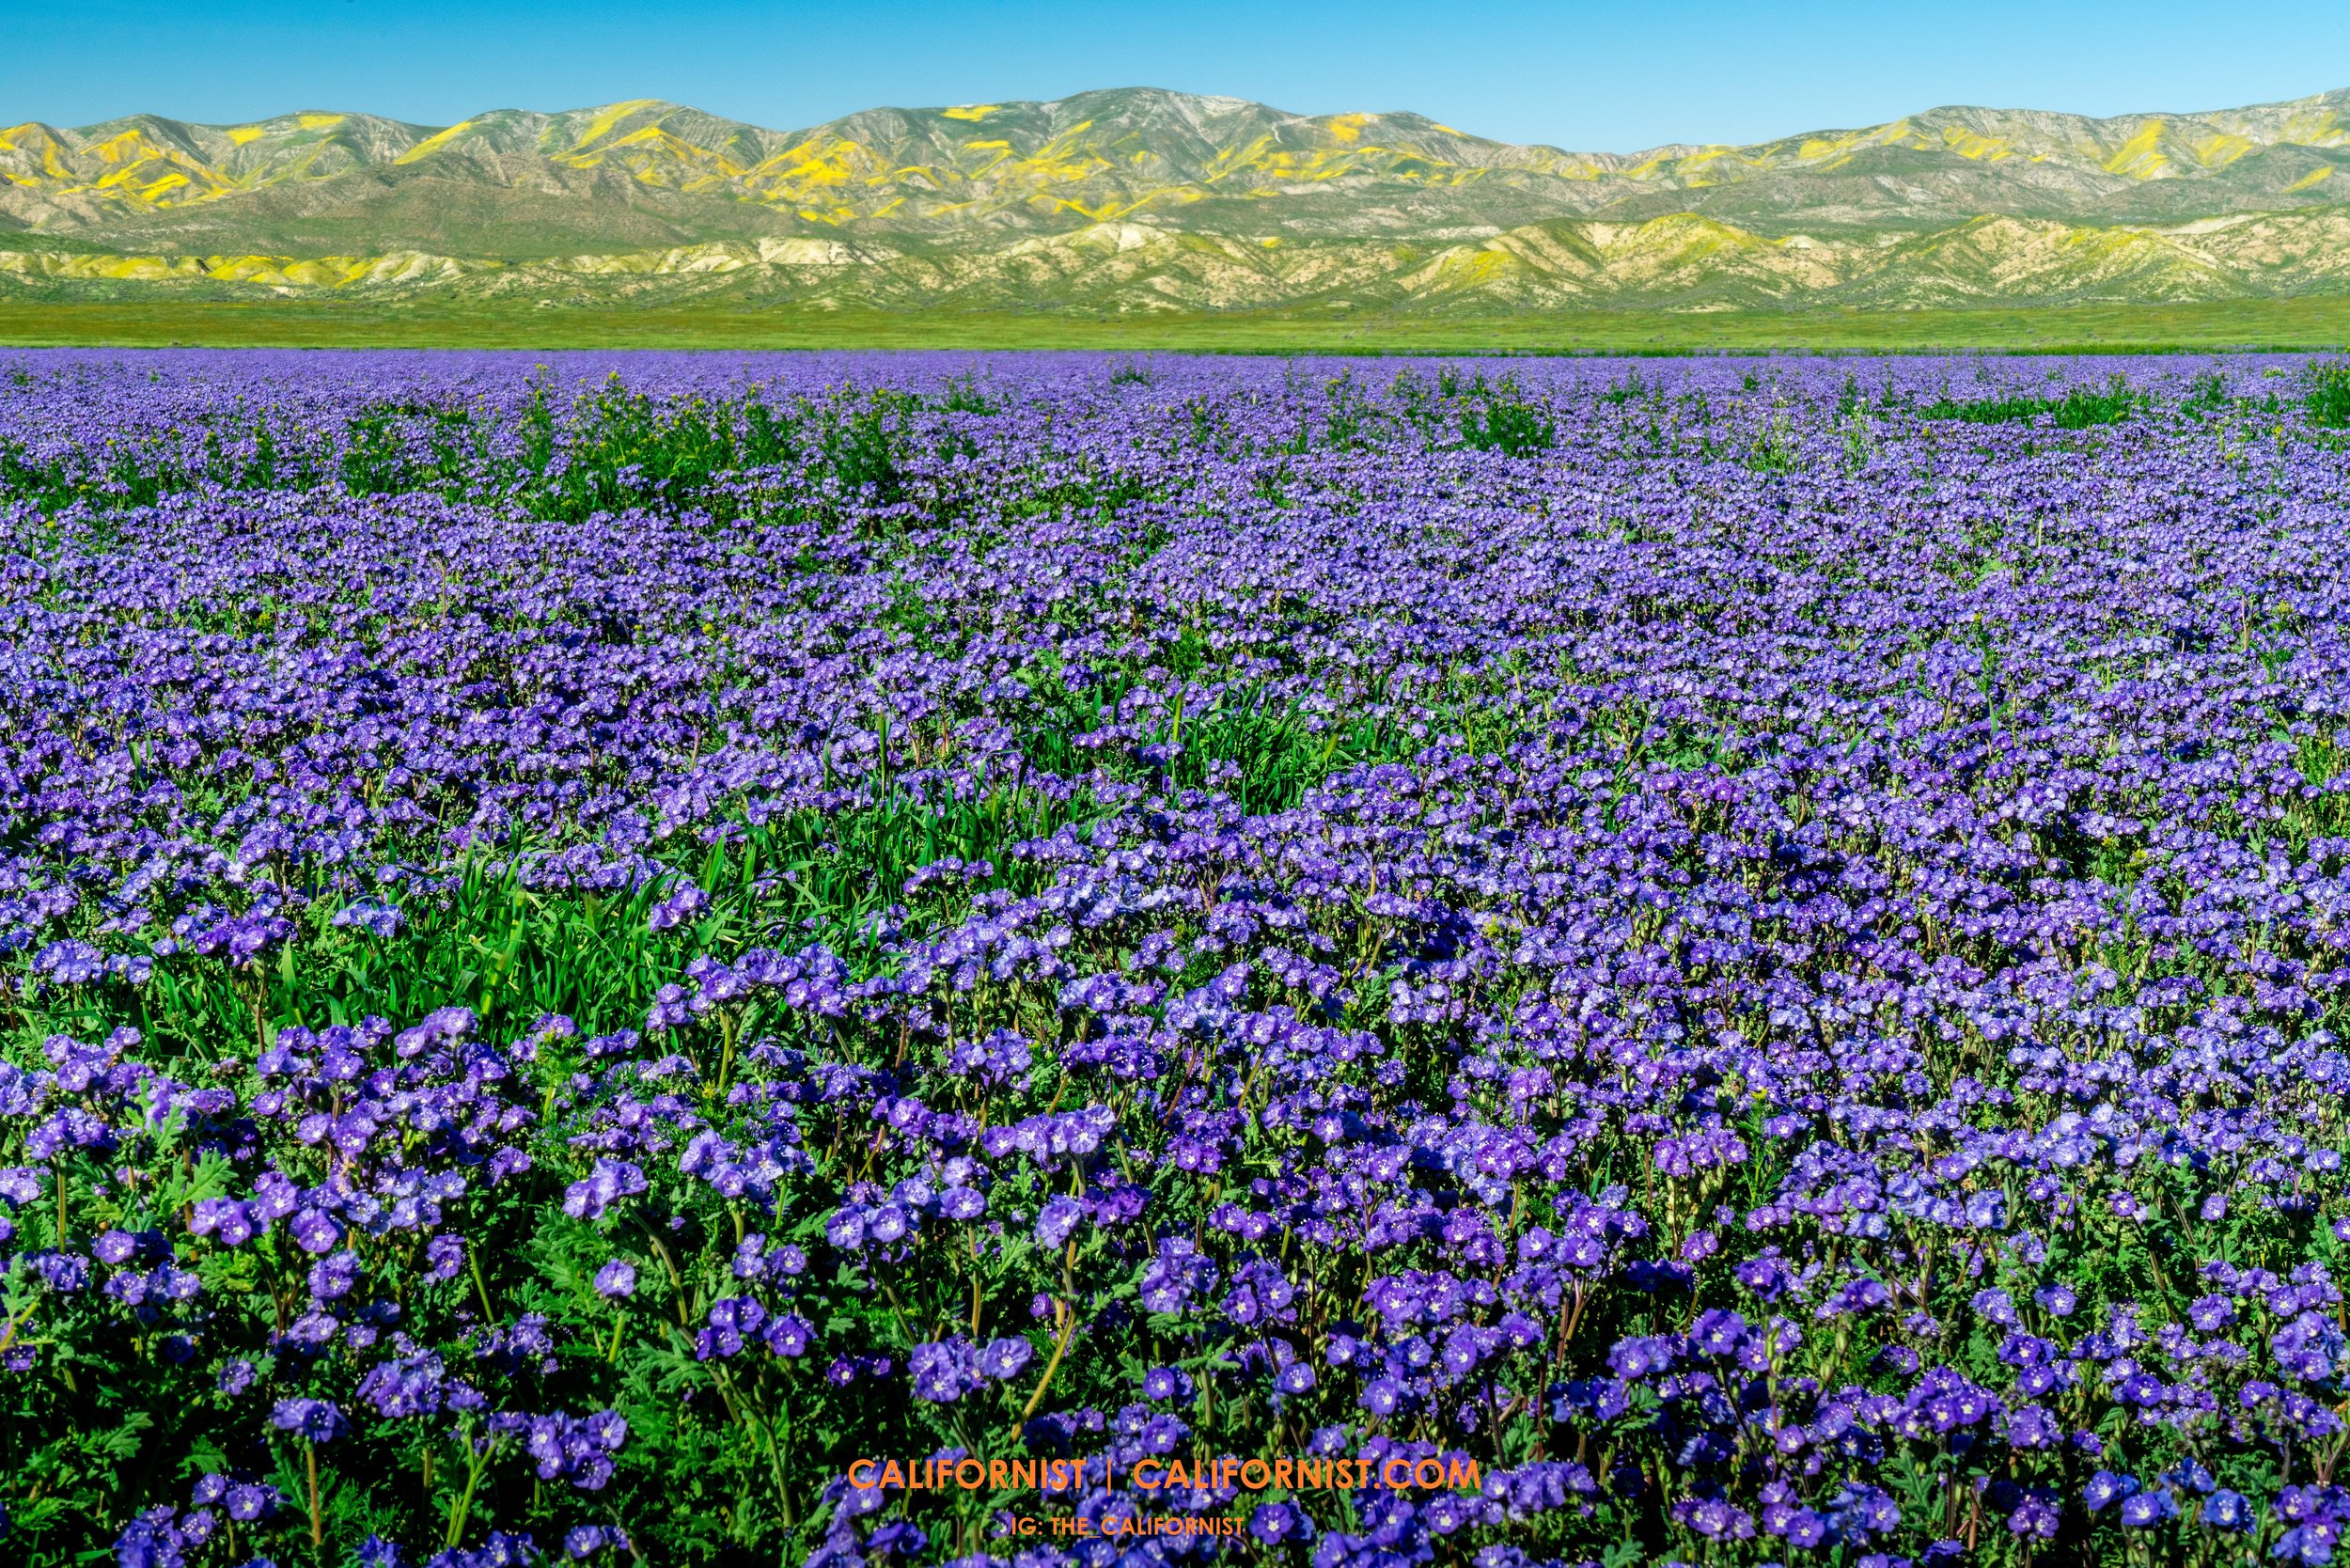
[1454,380,1556,455]
[1921,376,2142,430]
[2308,360,2350,428]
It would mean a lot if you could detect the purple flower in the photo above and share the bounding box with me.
[565,1525,620,1559]
[288,1209,341,1256]
[224,1482,276,1522]
[696,1296,767,1360]
[2201,1489,2254,1530]
[593,1260,637,1298]
[524,1408,628,1490]
[910,1339,981,1403]
[423,1235,465,1281]
[333,902,404,938]
[2084,1471,2138,1512]
[1971,1289,2017,1328]
[190,1199,256,1247]
[112,1511,183,1568]
[1033,1196,1085,1249]
[35,939,105,985]
[357,1348,448,1419]
[1963,1189,2007,1231]
[977,1336,1034,1380]
[270,1398,347,1443]
[1143,1365,1191,1402]
[646,883,709,932]
[307,1250,359,1303]
[762,1313,814,1357]
[560,1159,647,1222]
[1250,1501,1308,1544]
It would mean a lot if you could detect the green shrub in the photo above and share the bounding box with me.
[2308,359,2350,428]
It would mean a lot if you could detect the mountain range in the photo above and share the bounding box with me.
[4,86,2349,313]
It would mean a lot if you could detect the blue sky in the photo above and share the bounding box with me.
[5,1,2347,150]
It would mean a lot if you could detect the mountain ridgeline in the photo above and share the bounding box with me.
[4,86,2349,312]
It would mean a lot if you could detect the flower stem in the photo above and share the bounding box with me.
[306,1439,323,1550]
[470,1247,495,1322]
[445,1435,489,1550]
[1021,1295,1078,1419]
[0,1302,35,1355]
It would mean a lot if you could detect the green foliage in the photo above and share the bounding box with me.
[1600,370,1650,407]
[517,374,801,520]
[1454,377,1555,456]
[2183,368,2231,415]
[1921,375,2142,430]
[2308,360,2350,428]
[814,387,920,503]
[1744,399,1800,473]
[935,371,995,416]
[339,400,479,496]
[1316,374,1384,451]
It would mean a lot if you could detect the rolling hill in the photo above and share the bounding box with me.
[4,86,2348,312]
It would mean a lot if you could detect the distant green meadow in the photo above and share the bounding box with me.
[5,294,2350,354]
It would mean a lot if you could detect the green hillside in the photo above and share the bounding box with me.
[4,86,2350,317]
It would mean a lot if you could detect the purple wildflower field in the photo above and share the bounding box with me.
[5,349,2350,1568]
